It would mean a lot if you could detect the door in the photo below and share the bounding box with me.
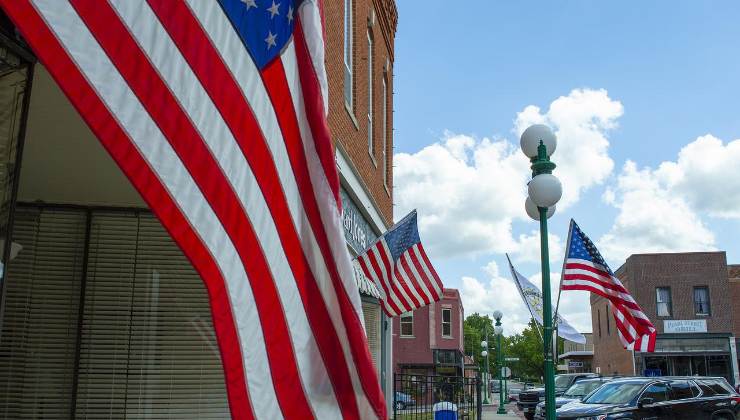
[635,382,674,420]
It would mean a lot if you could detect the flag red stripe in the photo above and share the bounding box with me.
[408,250,439,301]
[69,2,312,417]
[417,243,444,291]
[564,261,616,281]
[364,249,402,316]
[394,260,423,308]
[399,254,430,306]
[562,276,640,308]
[561,283,653,330]
[377,243,413,312]
[145,2,361,416]
[0,2,253,418]
[293,20,340,207]
[563,265,630,294]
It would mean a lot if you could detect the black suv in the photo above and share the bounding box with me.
[556,376,740,419]
[517,373,599,419]
[533,377,618,420]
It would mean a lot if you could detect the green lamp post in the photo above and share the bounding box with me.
[520,124,562,420]
[481,329,490,405]
[493,310,506,415]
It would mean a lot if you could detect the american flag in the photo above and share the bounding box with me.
[2,1,386,418]
[561,220,656,352]
[356,210,444,317]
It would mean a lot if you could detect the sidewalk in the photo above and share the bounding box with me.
[480,401,524,420]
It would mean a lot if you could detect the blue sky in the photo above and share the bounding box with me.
[390,1,740,334]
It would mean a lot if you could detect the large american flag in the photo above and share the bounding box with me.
[357,211,444,317]
[2,0,386,418]
[561,220,656,352]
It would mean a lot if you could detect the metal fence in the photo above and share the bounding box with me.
[393,373,481,419]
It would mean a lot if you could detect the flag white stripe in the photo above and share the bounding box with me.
[395,254,426,306]
[401,252,434,303]
[34,1,280,416]
[561,276,638,305]
[562,279,651,322]
[297,0,328,114]
[368,245,404,313]
[381,241,416,312]
[280,43,381,418]
[108,2,341,417]
[412,245,441,297]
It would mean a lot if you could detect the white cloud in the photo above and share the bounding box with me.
[394,89,623,259]
[599,160,716,264]
[655,134,740,218]
[510,230,564,266]
[515,88,622,208]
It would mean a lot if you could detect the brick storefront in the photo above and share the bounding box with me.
[591,252,739,386]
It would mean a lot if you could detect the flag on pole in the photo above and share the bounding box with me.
[561,220,657,352]
[1,1,386,418]
[506,254,586,344]
[356,210,444,317]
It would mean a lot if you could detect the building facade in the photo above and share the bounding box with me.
[591,252,739,386]
[393,289,466,377]
[559,333,594,373]
[0,0,398,418]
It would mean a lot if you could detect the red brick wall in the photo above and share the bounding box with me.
[729,265,740,337]
[324,0,397,225]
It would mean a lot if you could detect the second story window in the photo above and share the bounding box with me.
[656,287,672,317]
[694,286,710,316]
[400,312,413,337]
[343,0,353,108]
[442,308,452,338]
[367,31,374,160]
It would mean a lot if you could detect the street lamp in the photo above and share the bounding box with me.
[493,311,506,415]
[481,332,490,404]
[521,124,561,420]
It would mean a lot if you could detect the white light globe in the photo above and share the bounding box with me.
[481,340,488,348]
[481,350,488,357]
[525,197,556,221]
[520,124,557,158]
[528,174,562,208]
[494,326,504,336]
[492,310,503,320]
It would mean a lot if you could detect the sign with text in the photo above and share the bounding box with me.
[568,361,583,368]
[663,319,707,333]
[339,187,378,253]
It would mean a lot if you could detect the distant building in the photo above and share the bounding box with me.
[559,333,594,373]
[393,288,465,377]
[591,252,739,386]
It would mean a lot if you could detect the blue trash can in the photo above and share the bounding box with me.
[432,401,458,420]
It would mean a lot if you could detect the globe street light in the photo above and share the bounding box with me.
[481,332,490,404]
[521,124,561,420]
[493,311,507,415]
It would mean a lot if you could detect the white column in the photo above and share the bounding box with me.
[730,337,739,387]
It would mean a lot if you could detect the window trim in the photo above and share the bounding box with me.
[655,286,673,318]
[343,0,353,110]
[441,308,452,338]
[400,312,414,338]
[693,286,711,316]
[366,30,375,165]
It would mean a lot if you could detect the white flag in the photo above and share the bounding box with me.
[506,255,586,344]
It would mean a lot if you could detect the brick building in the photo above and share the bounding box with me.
[0,0,399,417]
[591,252,739,386]
[393,288,466,377]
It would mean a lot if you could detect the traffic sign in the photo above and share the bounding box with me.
[501,367,512,378]
[504,357,519,362]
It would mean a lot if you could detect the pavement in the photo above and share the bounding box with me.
[481,392,525,420]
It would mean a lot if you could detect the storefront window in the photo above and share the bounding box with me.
[656,287,672,317]
[400,312,414,337]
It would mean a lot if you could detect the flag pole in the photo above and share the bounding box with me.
[553,219,574,323]
[506,253,544,343]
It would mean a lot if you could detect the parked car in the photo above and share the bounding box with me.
[517,373,599,419]
[489,380,501,393]
[394,391,416,410]
[533,377,617,420]
[556,376,740,419]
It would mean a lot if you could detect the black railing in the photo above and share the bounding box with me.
[393,373,481,420]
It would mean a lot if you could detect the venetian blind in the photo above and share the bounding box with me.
[361,301,381,370]
[0,207,87,419]
[74,211,229,419]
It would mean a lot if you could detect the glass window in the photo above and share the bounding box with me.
[366,31,373,158]
[441,308,452,337]
[597,309,602,338]
[656,287,672,317]
[382,76,388,188]
[669,380,693,400]
[583,382,643,404]
[641,383,670,402]
[693,286,710,316]
[400,312,413,337]
[343,0,353,108]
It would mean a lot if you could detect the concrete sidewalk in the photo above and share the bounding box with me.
[480,403,524,420]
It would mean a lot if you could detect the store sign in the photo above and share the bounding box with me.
[664,319,707,333]
[568,361,583,368]
[339,187,378,253]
